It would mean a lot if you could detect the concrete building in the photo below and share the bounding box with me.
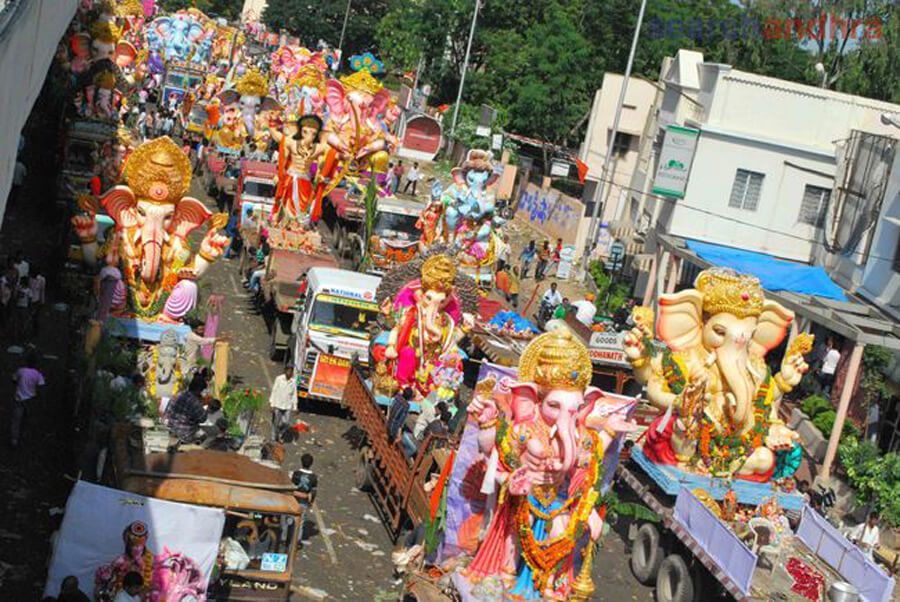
[579,73,658,225]
[0,0,79,225]
[631,49,900,264]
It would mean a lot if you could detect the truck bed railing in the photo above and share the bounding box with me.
[343,365,443,541]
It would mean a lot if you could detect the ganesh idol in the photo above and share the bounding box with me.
[373,254,475,400]
[437,149,504,272]
[268,114,328,229]
[622,268,811,481]
[72,136,230,321]
[459,329,637,600]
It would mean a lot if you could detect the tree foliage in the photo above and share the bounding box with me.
[371,0,898,149]
[157,0,243,20]
[263,0,391,59]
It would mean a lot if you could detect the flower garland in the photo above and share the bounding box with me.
[698,372,774,475]
[146,347,182,400]
[515,430,604,593]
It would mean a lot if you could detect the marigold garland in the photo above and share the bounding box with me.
[146,346,182,400]
[514,431,605,593]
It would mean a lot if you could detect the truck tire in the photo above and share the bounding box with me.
[655,554,694,602]
[268,325,282,361]
[356,448,374,492]
[334,224,345,255]
[630,523,664,585]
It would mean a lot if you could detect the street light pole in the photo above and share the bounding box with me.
[450,0,480,137]
[584,0,648,257]
[336,0,352,70]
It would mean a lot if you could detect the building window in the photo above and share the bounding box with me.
[728,169,764,211]
[611,132,633,157]
[798,185,830,227]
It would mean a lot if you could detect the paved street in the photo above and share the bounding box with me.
[197,180,651,600]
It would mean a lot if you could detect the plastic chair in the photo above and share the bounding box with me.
[748,517,782,572]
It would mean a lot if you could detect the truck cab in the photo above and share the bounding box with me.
[291,268,381,402]
[364,197,423,274]
[236,160,277,225]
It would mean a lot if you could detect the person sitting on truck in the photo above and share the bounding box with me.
[422,406,452,446]
[247,142,267,162]
[850,511,881,560]
[246,239,272,295]
[388,388,413,442]
[166,378,208,443]
[414,400,447,441]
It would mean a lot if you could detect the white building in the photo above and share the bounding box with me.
[579,73,658,225]
[820,129,900,319]
[631,50,900,264]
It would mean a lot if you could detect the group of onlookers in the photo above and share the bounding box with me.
[1,250,45,341]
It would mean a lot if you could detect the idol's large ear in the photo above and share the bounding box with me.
[171,197,212,239]
[577,386,606,426]
[100,186,139,229]
[656,289,704,351]
[751,300,794,356]
[509,382,539,425]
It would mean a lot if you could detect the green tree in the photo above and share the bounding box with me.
[263,0,391,61]
[157,0,242,19]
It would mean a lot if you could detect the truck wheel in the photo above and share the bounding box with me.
[655,554,693,602]
[335,225,346,256]
[356,448,374,492]
[268,327,282,361]
[630,523,663,585]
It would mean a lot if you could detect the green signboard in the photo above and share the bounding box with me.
[652,125,699,198]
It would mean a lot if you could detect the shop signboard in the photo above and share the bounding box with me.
[652,125,699,199]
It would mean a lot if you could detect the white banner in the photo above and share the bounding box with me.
[45,481,225,601]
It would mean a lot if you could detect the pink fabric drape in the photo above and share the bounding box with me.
[202,294,224,360]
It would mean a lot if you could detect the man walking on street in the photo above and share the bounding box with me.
[519,240,537,278]
[392,161,405,194]
[269,365,297,442]
[403,162,422,196]
[11,351,45,448]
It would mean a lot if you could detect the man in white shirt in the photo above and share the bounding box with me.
[572,293,597,326]
[403,162,422,196]
[495,233,511,270]
[542,282,563,308]
[269,365,297,442]
[183,323,218,375]
[818,337,841,397]
[850,512,881,560]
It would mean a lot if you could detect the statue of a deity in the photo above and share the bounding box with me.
[269,114,328,229]
[72,137,230,320]
[141,329,182,401]
[322,64,395,178]
[623,268,810,480]
[373,254,474,400]
[463,329,635,600]
[437,150,503,270]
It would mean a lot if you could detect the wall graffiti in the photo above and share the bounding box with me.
[514,183,585,245]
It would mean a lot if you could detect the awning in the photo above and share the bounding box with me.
[686,240,847,301]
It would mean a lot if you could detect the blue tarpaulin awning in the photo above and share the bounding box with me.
[686,240,847,301]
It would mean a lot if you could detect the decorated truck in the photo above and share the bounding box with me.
[323,182,423,273]
[235,160,277,226]
[259,232,339,361]
[290,267,381,402]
